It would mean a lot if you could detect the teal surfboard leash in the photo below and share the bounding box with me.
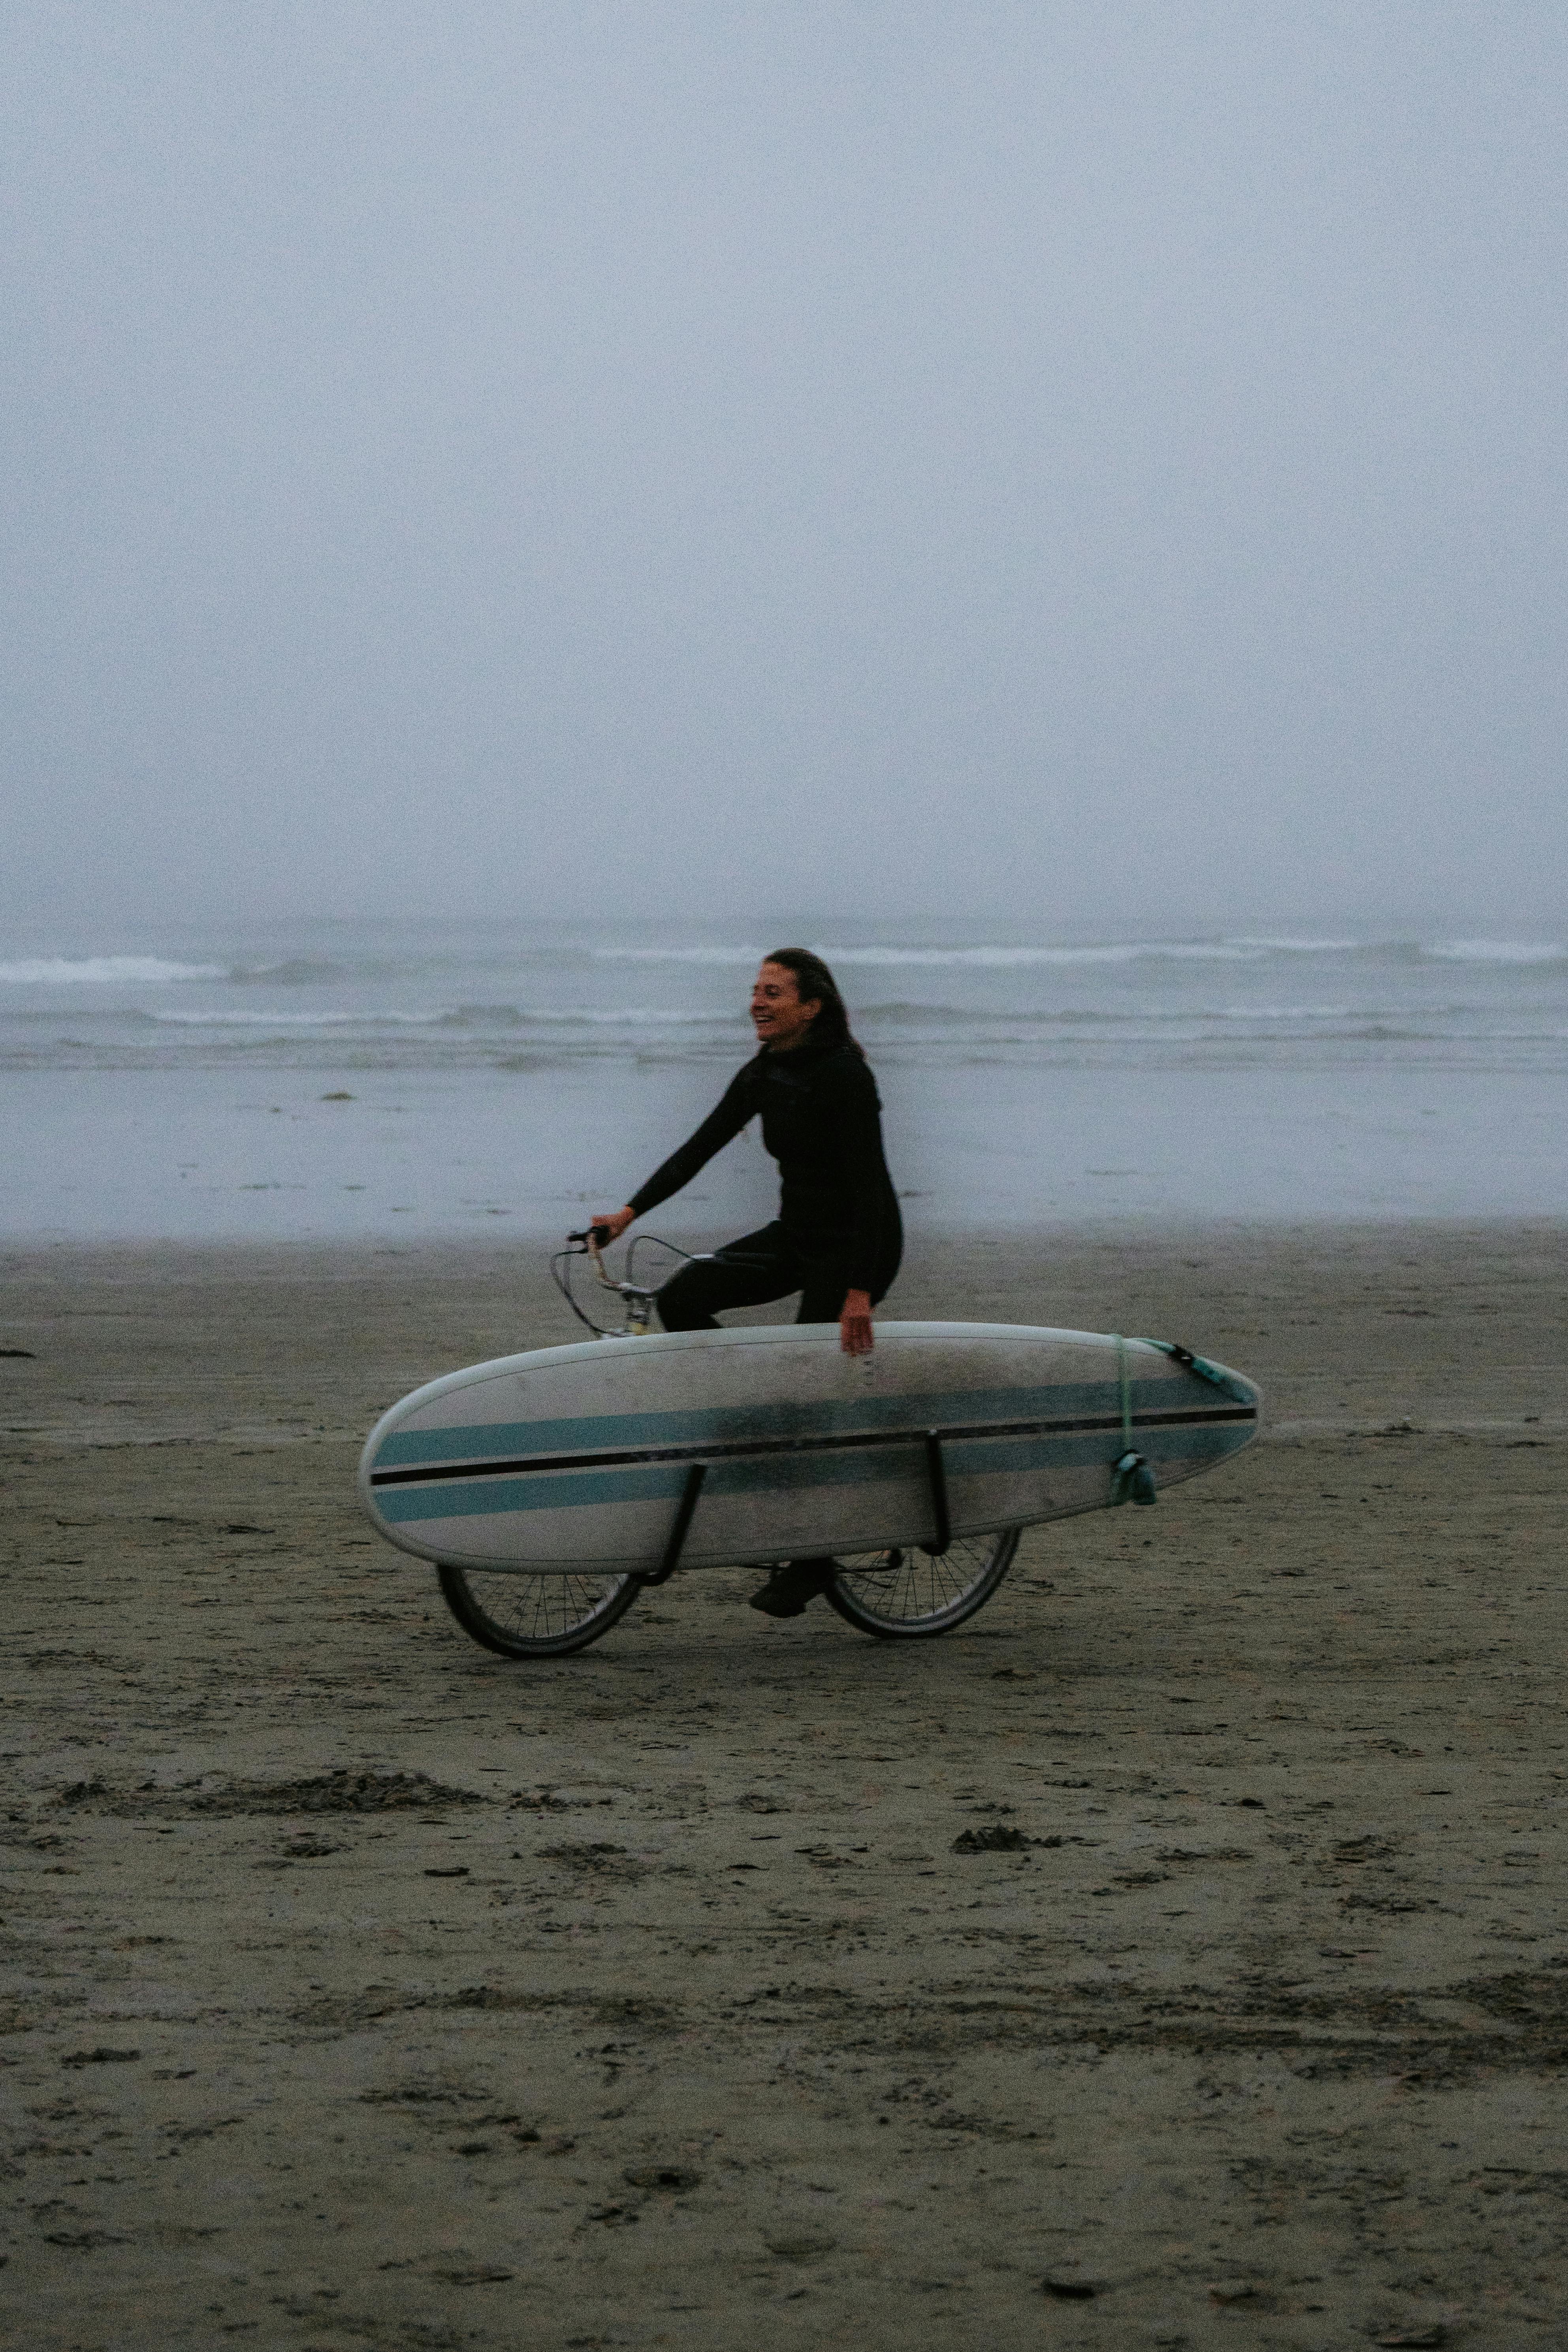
[1109,1334,1158,1506]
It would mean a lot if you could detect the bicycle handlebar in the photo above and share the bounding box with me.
[554,1224,689,1340]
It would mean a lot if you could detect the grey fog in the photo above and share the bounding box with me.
[2,2,1565,942]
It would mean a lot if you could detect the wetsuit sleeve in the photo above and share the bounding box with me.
[626,1067,757,1217]
[828,1057,896,1293]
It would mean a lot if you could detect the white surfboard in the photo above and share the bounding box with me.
[358,1323,1259,1577]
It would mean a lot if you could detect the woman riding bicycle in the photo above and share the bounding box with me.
[591,947,902,1616]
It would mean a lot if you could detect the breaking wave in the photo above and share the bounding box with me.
[0,955,226,984]
[149,1002,732,1031]
[1427,939,1566,966]
[225,958,350,985]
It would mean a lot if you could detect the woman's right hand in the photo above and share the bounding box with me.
[589,1205,636,1246]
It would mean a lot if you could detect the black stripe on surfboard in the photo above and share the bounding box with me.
[368,1401,1257,1491]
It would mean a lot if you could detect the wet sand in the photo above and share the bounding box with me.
[3,1221,1566,2350]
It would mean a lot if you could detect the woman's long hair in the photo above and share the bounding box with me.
[762,946,862,1055]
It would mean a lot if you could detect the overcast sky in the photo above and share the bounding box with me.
[4,3,1565,939]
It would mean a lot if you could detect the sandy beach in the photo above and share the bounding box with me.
[4,1220,1565,2350]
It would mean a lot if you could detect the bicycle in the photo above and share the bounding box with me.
[433,1229,1022,1660]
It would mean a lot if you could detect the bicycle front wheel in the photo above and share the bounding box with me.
[437,1565,642,1658]
[824,1528,1020,1639]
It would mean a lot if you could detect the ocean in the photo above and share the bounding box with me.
[4,917,1566,1242]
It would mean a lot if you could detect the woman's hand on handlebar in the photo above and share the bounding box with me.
[840,1288,874,1356]
[589,1206,636,1247]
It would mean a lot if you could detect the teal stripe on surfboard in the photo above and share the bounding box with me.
[373,1419,1248,1527]
[369,1375,1210,1472]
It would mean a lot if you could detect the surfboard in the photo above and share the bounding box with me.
[358,1322,1259,1577]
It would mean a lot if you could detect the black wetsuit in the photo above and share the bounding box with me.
[628,1035,902,1330]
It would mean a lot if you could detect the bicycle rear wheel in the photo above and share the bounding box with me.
[824,1528,1020,1639]
[437,1565,642,1658]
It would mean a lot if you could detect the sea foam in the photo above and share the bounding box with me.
[0,955,226,985]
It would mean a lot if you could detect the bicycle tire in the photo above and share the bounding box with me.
[824,1528,1021,1639]
[437,1565,642,1658]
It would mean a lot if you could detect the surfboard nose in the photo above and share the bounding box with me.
[1147,1339,1261,1421]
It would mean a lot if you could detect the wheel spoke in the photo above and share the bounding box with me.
[826,1529,1019,1637]
[437,1566,640,1658]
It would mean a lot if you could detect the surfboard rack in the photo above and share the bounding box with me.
[642,1430,957,1580]
[922,1430,952,1557]
[642,1462,708,1586]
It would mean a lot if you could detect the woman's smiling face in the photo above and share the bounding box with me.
[750,960,821,1051]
